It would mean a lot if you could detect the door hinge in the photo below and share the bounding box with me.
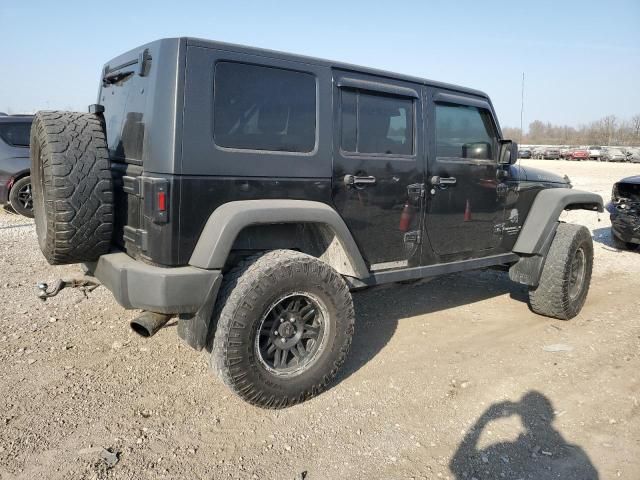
[407,183,425,199]
[122,175,142,197]
[123,226,148,251]
[404,230,422,244]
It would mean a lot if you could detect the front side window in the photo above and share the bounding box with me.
[213,62,316,153]
[435,103,497,161]
[341,89,414,156]
[0,122,31,147]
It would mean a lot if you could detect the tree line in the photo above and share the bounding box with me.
[504,114,640,146]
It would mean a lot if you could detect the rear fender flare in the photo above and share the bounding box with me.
[188,200,369,278]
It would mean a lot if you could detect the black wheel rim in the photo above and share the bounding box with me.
[16,182,33,211]
[568,247,586,299]
[255,292,329,377]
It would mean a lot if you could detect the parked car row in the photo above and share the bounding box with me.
[519,145,640,162]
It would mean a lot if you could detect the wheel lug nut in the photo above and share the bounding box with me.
[274,331,278,335]
[280,318,284,323]
[290,318,295,323]
[281,338,286,343]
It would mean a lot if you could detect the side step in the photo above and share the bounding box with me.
[346,253,519,288]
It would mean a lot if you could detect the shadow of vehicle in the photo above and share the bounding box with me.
[450,391,599,480]
[336,269,528,383]
[592,226,638,252]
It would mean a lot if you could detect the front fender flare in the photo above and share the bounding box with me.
[188,199,369,278]
[512,188,603,255]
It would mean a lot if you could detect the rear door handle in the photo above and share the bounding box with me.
[430,176,457,187]
[344,174,377,186]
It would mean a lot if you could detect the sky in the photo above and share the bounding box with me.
[1,0,639,130]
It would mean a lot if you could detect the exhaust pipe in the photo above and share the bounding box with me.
[130,311,173,338]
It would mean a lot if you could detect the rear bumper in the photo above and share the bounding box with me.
[87,252,222,314]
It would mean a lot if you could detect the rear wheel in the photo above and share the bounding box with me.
[210,250,355,408]
[528,223,593,320]
[9,176,34,218]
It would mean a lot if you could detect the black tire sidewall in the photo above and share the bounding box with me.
[30,126,48,252]
[564,227,593,317]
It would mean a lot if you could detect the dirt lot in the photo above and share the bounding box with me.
[0,160,638,480]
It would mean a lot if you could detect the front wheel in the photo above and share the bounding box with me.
[210,250,355,408]
[528,223,593,320]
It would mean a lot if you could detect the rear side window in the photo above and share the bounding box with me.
[213,62,316,153]
[0,122,31,147]
[435,104,497,161]
[341,89,414,155]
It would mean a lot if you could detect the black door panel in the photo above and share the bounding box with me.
[424,94,505,257]
[331,71,425,269]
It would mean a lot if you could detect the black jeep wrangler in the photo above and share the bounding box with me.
[30,38,603,408]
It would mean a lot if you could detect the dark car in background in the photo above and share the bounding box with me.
[517,148,532,159]
[543,148,560,160]
[608,176,640,250]
[0,115,34,217]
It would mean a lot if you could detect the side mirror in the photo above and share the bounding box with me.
[463,142,491,160]
[499,140,518,165]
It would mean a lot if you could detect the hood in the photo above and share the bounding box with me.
[618,175,640,185]
[512,165,570,185]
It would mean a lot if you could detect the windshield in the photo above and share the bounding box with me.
[0,122,31,147]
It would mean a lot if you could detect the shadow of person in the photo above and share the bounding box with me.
[450,391,598,480]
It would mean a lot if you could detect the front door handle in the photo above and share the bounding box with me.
[344,174,377,187]
[430,176,457,187]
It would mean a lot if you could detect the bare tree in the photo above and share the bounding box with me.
[513,114,640,146]
[632,114,640,142]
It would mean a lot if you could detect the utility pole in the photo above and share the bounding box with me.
[520,72,525,143]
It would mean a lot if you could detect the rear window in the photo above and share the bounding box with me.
[0,122,31,147]
[213,62,316,153]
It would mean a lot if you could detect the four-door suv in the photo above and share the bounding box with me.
[30,38,603,408]
[0,115,34,217]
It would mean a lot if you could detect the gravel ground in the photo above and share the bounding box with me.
[0,159,638,480]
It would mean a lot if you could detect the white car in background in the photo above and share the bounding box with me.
[588,146,601,160]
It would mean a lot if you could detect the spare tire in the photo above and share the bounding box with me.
[30,111,114,265]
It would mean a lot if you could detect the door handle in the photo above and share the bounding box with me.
[430,176,457,187]
[344,174,377,186]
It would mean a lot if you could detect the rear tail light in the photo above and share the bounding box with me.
[157,191,166,212]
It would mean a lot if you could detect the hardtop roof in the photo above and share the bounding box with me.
[0,115,33,123]
[183,37,490,99]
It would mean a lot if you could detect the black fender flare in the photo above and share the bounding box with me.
[509,188,602,287]
[512,188,603,255]
[188,199,369,278]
